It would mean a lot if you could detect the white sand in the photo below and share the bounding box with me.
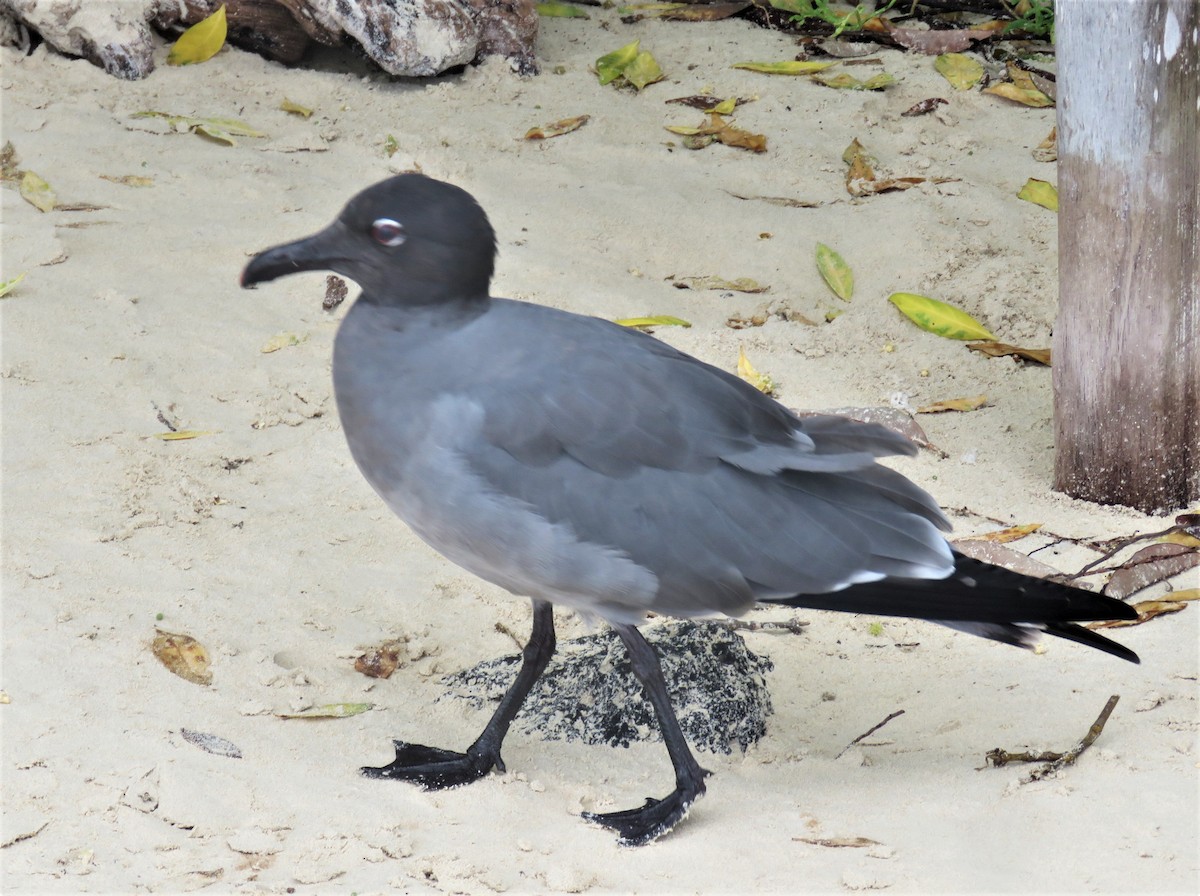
[2,16,1197,894]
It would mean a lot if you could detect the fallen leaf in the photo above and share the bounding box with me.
[181,728,242,758]
[1032,126,1057,162]
[967,341,1051,366]
[0,140,19,181]
[916,394,989,413]
[883,20,998,54]
[0,272,27,298]
[889,293,997,341]
[1018,178,1058,211]
[355,640,406,679]
[737,347,776,395]
[732,60,839,76]
[811,72,894,90]
[153,429,218,440]
[1090,599,1187,629]
[525,115,589,140]
[1160,531,1200,548]
[100,174,154,187]
[624,0,748,21]
[962,523,1043,543]
[902,97,948,117]
[795,836,882,848]
[167,3,227,66]
[537,1,590,16]
[952,539,1067,579]
[935,53,984,90]
[815,243,853,301]
[624,50,665,90]
[725,191,822,208]
[1103,544,1200,600]
[666,112,766,152]
[260,331,308,353]
[384,134,399,157]
[615,315,692,330]
[277,702,373,719]
[19,170,56,211]
[152,629,212,686]
[675,275,768,293]
[596,40,641,86]
[280,97,314,118]
[132,111,266,146]
[666,94,753,111]
[984,76,1054,107]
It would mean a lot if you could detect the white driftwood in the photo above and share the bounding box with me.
[0,0,537,79]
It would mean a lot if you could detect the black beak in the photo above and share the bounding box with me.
[240,221,348,288]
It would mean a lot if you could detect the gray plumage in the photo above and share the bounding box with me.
[241,174,1137,846]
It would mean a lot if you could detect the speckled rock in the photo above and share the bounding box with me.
[442,621,775,754]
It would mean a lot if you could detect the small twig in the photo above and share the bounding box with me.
[837,709,905,759]
[722,618,810,635]
[984,695,1120,782]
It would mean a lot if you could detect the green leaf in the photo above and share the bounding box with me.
[19,170,56,212]
[277,702,373,719]
[732,60,839,76]
[935,52,983,90]
[815,243,853,301]
[1017,178,1059,211]
[167,4,227,66]
[888,293,997,341]
[0,272,27,298]
[811,72,895,91]
[615,315,692,330]
[537,1,591,16]
[596,40,641,86]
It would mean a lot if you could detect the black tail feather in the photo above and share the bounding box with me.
[769,551,1139,663]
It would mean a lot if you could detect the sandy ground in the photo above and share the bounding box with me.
[2,14,1198,895]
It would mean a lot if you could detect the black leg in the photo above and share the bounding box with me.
[362,599,556,788]
[583,623,710,846]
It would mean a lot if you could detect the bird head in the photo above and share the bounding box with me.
[241,174,497,306]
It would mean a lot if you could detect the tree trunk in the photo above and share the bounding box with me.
[1054,0,1200,514]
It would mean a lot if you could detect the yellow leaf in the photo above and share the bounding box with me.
[261,331,309,353]
[732,60,840,75]
[1159,531,1200,548]
[100,174,154,187]
[815,243,853,301]
[0,272,27,298]
[983,81,1054,107]
[153,429,218,440]
[624,50,664,90]
[888,293,997,341]
[737,347,777,395]
[1017,178,1058,211]
[152,630,212,686]
[167,4,227,66]
[596,40,641,86]
[537,1,591,17]
[676,275,769,293]
[525,115,590,140]
[277,703,374,719]
[615,315,692,330]
[711,97,737,115]
[811,72,895,91]
[935,52,983,90]
[916,395,989,413]
[19,170,56,212]
[280,98,314,118]
[1166,588,1200,601]
[966,523,1044,543]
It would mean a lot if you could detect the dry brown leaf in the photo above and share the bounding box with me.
[674,275,769,293]
[952,540,1068,580]
[1104,544,1200,600]
[1033,126,1057,162]
[152,629,212,686]
[917,394,988,414]
[967,342,1051,366]
[524,114,590,140]
[1090,599,1187,629]
[795,836,882,848]
[882,20,997,54]
[902,97,948,117]
[355,639,405,679]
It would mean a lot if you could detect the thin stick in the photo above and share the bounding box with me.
[984,695,1120,782]
[836,709,905,759]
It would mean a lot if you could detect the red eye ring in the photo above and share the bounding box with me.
[371,218,406,247]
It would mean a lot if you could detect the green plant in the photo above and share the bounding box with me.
[1004,0,1055,40]
[780,0,900,38]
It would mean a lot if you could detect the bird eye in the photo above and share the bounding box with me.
[371,218,406,247]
